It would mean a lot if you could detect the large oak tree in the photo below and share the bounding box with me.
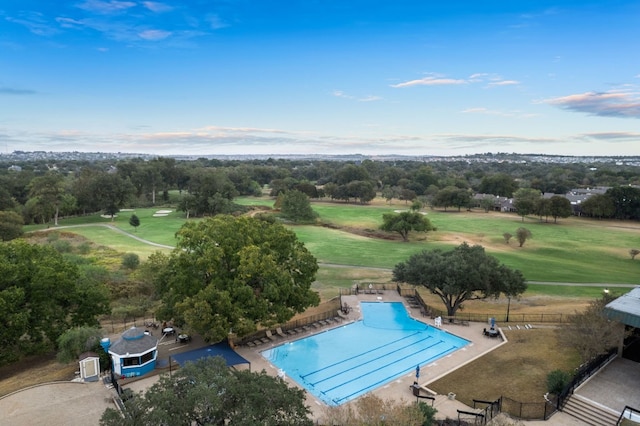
[100,356,313,426]
[380,211,435,241]
[0,240,110,366]
[392,243,526,316]
[155,215,320,342]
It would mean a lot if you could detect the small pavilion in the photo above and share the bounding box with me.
[101,327,159,379]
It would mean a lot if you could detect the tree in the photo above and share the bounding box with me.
[28,172,68,226]
[346,180,377,204]
[479,195,496,212]
[0,210,24,241]
[516,227,532,247]
[534,197,552,222]
[513,188,541,221]
[280,190,318,222]
[155,215,320,342]
[100,356,313,426]
[561,294,626,363]
[606,186,640,220]
[549,195,573,223]
[380,211,435,242]
[392,243,526,316]
[630,249,640,260]
[0,240,110,366]
[433,186,471,212]
[56,326,104,363]
[90,172,134,221]
[320,394,431,426]
[128,214,140,232]
[580,194,615,219]
[503,232,513,244]
[478,173,518,197]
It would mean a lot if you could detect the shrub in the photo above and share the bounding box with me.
[121,253,140,270]
[546,369,570,395]
[77,242,91,254]
[52,239,72,253]
[46,231,60,243]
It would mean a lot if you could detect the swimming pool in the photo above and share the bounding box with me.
[261,301,469,406]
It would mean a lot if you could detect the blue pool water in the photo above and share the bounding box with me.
[261,302,469,406]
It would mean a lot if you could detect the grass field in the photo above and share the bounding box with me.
[27,197,640,285]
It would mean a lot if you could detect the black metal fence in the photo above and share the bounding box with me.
[500,396,556,420]
[616,405,640,425]
[556,347,618,411]
[236,298,342,346]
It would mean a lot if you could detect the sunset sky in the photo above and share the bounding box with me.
[1,0,639,156]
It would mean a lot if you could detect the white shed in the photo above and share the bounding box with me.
[78,352,101,382]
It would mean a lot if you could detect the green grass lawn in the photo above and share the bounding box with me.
[27,198,640,284]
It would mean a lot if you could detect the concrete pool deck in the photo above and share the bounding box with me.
[234,291,508,422]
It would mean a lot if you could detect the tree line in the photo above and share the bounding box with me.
[1,157,639,238]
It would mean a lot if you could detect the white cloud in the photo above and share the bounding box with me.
[76,0,137,15]
[142,1,173,13]
[546,90,640,118]
[391,73,519,89]
[6,12,59,36]
[138,29,172,40]
[487,80,520,87]
[391,75,467,88]
[207,14,229,30]
[583,132,640,141]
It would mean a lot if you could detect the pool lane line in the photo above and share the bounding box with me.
[308,339,446,387]
[300,331,427,379]
[329,344,461,405]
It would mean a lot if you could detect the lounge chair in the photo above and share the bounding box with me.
[265,330,277,341]
[276,327,287,338]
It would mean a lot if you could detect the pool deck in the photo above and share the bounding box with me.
[235,291,508,422]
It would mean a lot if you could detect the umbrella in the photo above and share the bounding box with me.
[415,365,420,380]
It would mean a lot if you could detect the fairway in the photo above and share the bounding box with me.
[29,199,640,285]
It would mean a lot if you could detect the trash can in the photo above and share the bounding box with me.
[412,384,420,396]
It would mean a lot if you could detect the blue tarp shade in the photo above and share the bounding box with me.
[171,341,250,368]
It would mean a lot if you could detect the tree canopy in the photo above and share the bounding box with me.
[392,243,526,316]
[380,211,435,241]
[513,188,541,221]
[561,294,627,363]
[280,189,318,222]
[155,215,320,341]
[100,356,313,426]
[0,240,110,366]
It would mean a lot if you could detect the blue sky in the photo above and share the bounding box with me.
[1,0,639,157]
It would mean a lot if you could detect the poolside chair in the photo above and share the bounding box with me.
[276,327,287,338]
[265,330,277,341]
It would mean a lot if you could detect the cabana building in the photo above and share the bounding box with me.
[101,327,159,378]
